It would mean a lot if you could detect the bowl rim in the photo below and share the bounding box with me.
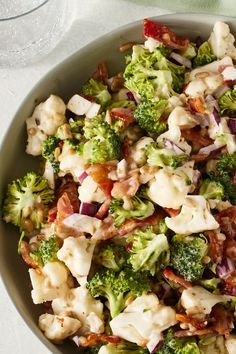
[1,12,235,354]
[0,0,49,21]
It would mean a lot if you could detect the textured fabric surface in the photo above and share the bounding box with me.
[130,0,236,16]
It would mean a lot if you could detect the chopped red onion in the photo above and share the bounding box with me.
[199,144,221,155]
[205,95,220,112]
[195,36,202,48]
[149,339,163,354]
[214,84,230,99]
[79,202,98,217]
[216,257,235,279]
[228,118,236,134]
[170,52,192,69]
[195,113,209,127]
[72,335,80,347]
[78,171,88,184]
[193,170,201,187]
[127,91,136,101]
[212,107,221,125]
[164,139,185,155]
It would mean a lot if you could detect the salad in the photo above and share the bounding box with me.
[2,19,236,354]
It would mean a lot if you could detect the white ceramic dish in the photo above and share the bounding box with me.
[0,13,235,354]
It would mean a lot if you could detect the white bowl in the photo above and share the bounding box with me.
[0,13,235,354]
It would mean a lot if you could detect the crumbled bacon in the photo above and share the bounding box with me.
[110,107,135,129]
[181,127,213,147]
[93,215,118,240]
[92,62,109,84]
[143,19,189,50]
[211,304,234,336]
[222,270,236,296]
[163,268,192,288]
[188,97,206,114]
[108,73,124,92]
[80,333,121,347]
[118,212,165,236]
[95,201,110,220]
[175,328,215,337]
[224,239,236,260]
[216,206,236,239]
[176,313,207,330]
[205,230,224,263]
[87,163,115,199]
[111,173,139,199]
[163,207,181,217]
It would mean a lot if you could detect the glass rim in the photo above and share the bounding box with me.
[0,0,49,21]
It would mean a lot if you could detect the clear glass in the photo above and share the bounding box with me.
[0,0,70,67]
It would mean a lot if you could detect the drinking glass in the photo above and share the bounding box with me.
[0,0,70,67]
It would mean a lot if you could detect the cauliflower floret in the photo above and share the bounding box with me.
[130,136,154,167]
[147,161,195,209]
[57,236,96,285]
[29,261,69,304]
[110,294,177,352]
[157,126,192,155]
[52,285,104,335]
[167,106,198,129]
[62,213,102,235]
[214,117,236,154]
[185,74,223,97]
[67,94,101,118]
[39,313,81,343]
[43,160,55,189]
[208,21,236,60]
[78,176,106,204]
[181,286,233,317]
[189,56,233,81]
[165,195,219,234]
[26,95,66,156]
[58,144,86,182]
[225,336,236,354]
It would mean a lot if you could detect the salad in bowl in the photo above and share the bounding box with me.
[2,18,236,354]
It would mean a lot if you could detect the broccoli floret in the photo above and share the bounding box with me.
[218,85,236,117]
[87,267,151,318]
[69,117,85,140]
[42,136,60,173]
[180,42,197,60]
[208,152,236,204]
[193,41,216,68]
[129,227,170,275]
[82,114,121,163]
[124,46,183,100]
[109,196,155,227]
[95,243,129,272]
[198,278,221,291]
[81,78,111,106]
[170,234,208,282]
[134,100,167,135]
[108,100,136,110]
[3,172,54,231]
[30,235,59,266]
[98,341,149,354]
[199,179,224,200]
[158,329,200,354]
[146,143,188,168]
[65,138,85,155]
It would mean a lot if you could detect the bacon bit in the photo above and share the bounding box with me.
[225,240,236,262]
[56,192,74,224]
[20,241,39,268]
[223,270,236,296]
[108,74,124,92]
[190,153,210,162]
[87,163,115,199]
[111,173,139,199]
[143,19,189,50]
[181,127,213,147]
[79,333,121,347]
[110,107,135,128]
[118,211,165,236]
[205,230,224,263]
[163,207,181,217]
[92,62,109,84]
[95,201,110,220]
[48,206,57,223]
[216,206,236,239]
[176,314,207,330]
[163,268,192,288]
[188,97,206,114]
[211,304,234,336]
[93,214,118,240]
[122,138,132,161]
[175,328,215,337]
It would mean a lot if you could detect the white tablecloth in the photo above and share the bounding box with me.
[0,1,170,353]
